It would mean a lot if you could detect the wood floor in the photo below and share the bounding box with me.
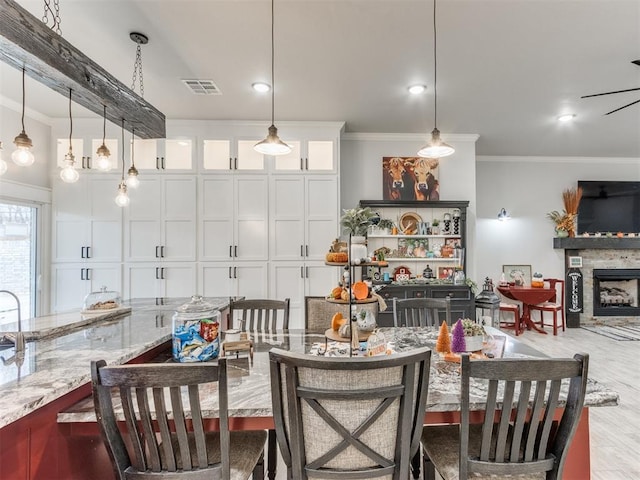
[272,323,639,480]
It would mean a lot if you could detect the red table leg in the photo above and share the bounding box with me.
[521,304,547,334]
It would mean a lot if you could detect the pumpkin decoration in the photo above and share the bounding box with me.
[325,251,349,263]
[331,312,346,331]
[340,289,350,301]
[352,281,369,300]
[330,286,343,299]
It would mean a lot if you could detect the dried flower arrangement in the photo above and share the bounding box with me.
[547,186,583,237]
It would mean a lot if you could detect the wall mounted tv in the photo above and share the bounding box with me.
[577,181,640,234]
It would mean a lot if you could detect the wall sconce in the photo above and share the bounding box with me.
[497,208,511,221]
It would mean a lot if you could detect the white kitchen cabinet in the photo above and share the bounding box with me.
[52,176,122,263]
[270,175,338,261]
[51,263,122,312]
[125,263,196,299]
[199,176,268,261]
[198,262,268,299]
[56,137,119,171]
[131,138,194,171]
[125,176,197,262]
[202,138,265,172]
[269,261,338,328]
[272,139,336,173]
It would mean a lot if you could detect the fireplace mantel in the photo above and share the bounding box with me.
[553,237,640,249]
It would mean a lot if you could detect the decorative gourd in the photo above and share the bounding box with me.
[352,281,369,300]
[331,312,346,331]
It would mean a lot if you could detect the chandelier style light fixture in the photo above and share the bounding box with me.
[0,142,7,176]
[254,0,291,156]
[127,127,140,188]
[12,67,35,167]
[115,119,130,207]
[417,0,455,158]
[95,105,112,171]
[60,88,79,183]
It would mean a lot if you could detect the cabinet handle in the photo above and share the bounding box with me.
[234,157,238,170]
[300,157,304,170]
[234,267,237,278]
[305,245,309,257]
[81,156,85,169]
[229,157,233,170]
[80,268,85,280]
[228,267,232,279]
[86,246,91,259]
[161,156,165,169]
[305,157,309,170]
[156,157,160,170]
[234,245,238,257]
[161,246,165,258]
[161,268,165,279]
[155,267,159,279]
[306,266,309,278]
[85,268,91,281]
[300,245,304,257]
[86,156,92,169]
[229,245,233,258]
[155,246,160,258]
[81,246,85,259]
[300,266,304,278]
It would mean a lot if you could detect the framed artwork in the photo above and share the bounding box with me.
[444,237,461,248]
[437,266,454,280]
[502,264,532,286]
[382,157,440,201]
[568,256,583,268]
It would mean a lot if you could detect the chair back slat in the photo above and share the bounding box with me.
[458,353,589,479]
[392,297,451,327]
[91,361,231,479]
[229,298,290,331]
[270,347,431,479]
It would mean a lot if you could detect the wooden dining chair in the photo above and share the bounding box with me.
[499,302,521,335]
[228,298,290,331]
[421,352,589,480]
[91,359,267,480]
[529,279,565,335]
[392,296,451,327]
[269,347,431,480]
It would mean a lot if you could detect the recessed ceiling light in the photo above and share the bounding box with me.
[408,84,427,95]
[252,82,271,93]
[557,113,576,122]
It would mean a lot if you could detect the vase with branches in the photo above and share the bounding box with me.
[547,186,583,237]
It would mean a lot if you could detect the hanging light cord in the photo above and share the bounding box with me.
[102,105,107,144]
[20,68,26,132]
[270,0,275,125]
[433,0,438,128]
[131,127,136,167]
[68,88,73,152]
[121,119,126,180]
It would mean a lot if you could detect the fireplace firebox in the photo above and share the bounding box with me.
[593,269,640,316]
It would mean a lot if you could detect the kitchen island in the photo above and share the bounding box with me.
[0,300,619,480]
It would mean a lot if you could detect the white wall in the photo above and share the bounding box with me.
[339,133,479,279]
[475,156,640,284]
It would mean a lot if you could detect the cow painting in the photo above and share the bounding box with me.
[382,157,440,201]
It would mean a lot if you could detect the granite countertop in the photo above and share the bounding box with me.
[56,327,620,426]
[0,297,233,429]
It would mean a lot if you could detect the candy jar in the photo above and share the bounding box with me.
[172,295,220,362]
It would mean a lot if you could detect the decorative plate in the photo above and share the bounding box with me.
[399,212,422,234]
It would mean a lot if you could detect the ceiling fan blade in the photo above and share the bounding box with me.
[581,87,640,98]
[604,98,640,115]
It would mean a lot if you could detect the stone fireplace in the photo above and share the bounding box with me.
[554,237,640,326]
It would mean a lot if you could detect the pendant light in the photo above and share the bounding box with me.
[115,119,130,207]
[95,105,112,171]
[12,68,35,167]
[254,0,291,156]
[417,0,455,158]
[127,128,140,188]
[60,88,79,183]
[0,142,7,176]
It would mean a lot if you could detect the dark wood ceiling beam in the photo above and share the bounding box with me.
[0,0,165,139]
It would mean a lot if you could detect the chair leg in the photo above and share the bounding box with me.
[267,429,277,480]
[411,449,421,479]
[422,450,436,480]
[253,451,265,480]
[553,310,558,335]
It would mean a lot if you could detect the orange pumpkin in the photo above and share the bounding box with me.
[331,286,343,299]
[352,281,369,300]
[331,312,346,331]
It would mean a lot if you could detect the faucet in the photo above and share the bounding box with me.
[0,290,23,351]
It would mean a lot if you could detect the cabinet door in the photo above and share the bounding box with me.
[162,264,196,297]
[126,178,162,261]
[200,177,234,261]
[235,177,268,260]
[162,178,197,261]
[305,177,338,259]
[131,139,160,170]
[88,178,122,262]
[270,177,305,260]
[306,140,335,172]
[235,263,268,299]
[52,178,89,262]
[199,263,235,297]
[163,139,193,170]
[126,264,161,299]
[305,263,337,297]
[270,262,305,323]
[203,140,232,171]
[272,141,302,171]
[87,264,122,294]
[236,140,265,171]
[52,264,89,312]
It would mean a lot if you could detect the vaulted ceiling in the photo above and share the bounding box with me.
[2,0,640,157]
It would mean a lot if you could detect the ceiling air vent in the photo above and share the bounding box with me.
[181,79,221,95]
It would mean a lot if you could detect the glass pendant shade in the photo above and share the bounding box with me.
[12,131,35,166]
[254,125,292,156]
[95,143,111,171]
[115,181,130,207]
[127,165,140,188]
[60,153,79,183]
[417,128,455,158]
